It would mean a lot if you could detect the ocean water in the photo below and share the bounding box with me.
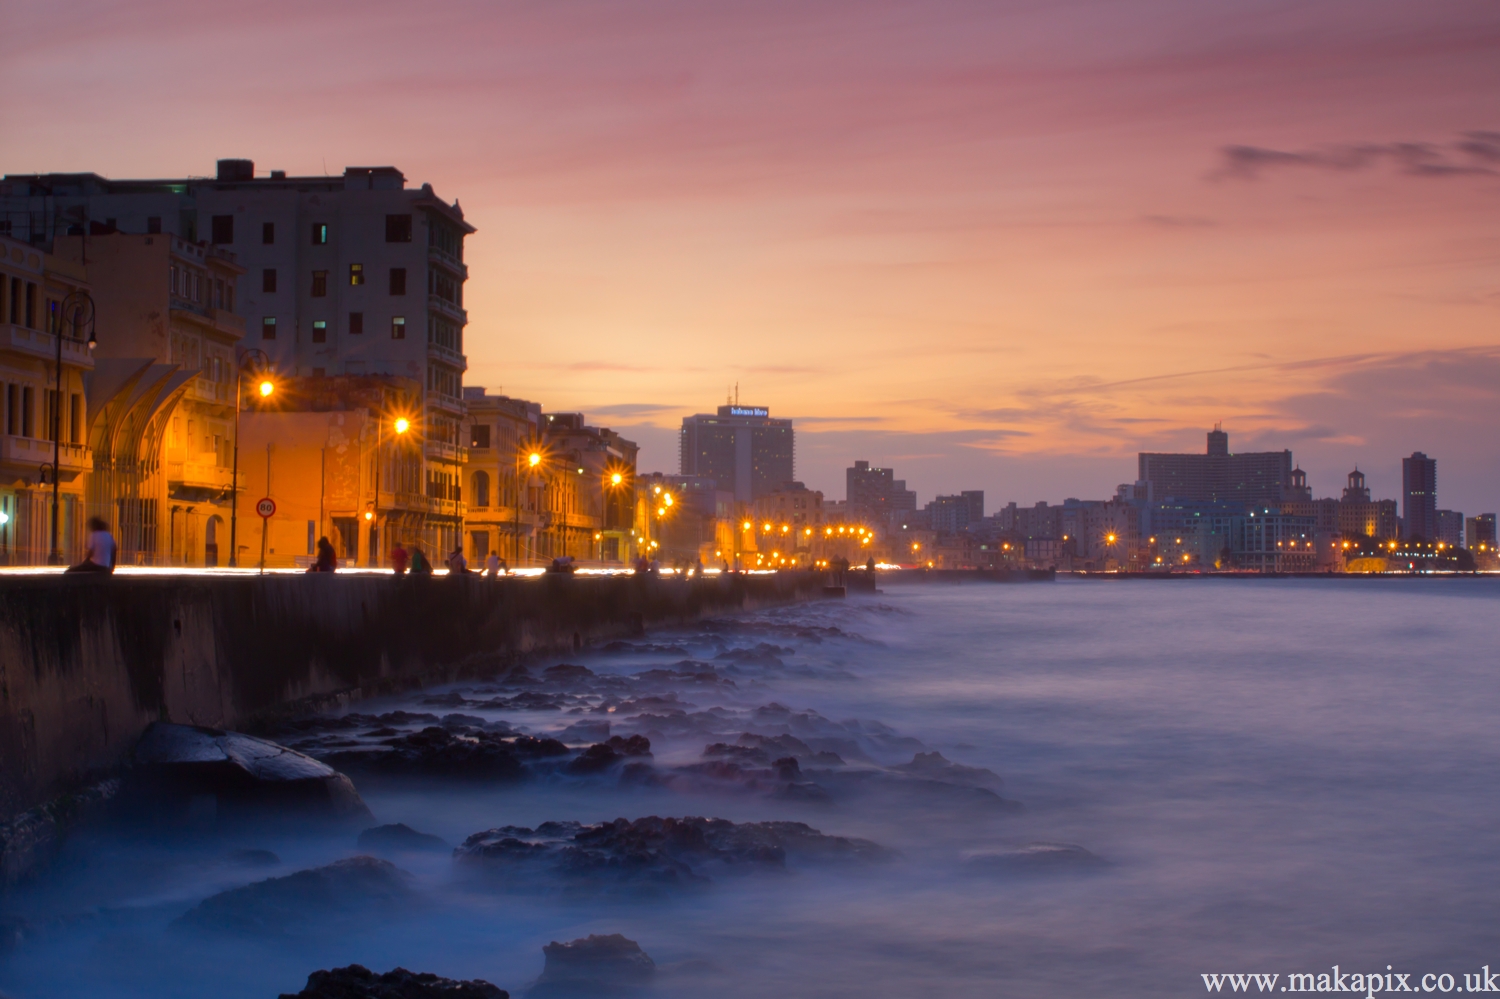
[3,577,1499,998]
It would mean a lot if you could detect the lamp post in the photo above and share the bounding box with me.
[48,292,95,565]
[369,413,410,565]
[228,349,272,567]
[514,448,542,567]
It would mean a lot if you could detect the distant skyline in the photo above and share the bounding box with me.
[5,0,1497,512]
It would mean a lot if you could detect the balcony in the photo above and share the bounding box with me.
[426,340,467,368]
[0,435,91,476]
[427,244,468,279]
[187,376,232,404]
[428,295,467,324]
[167,459,233,491]
[424,440,469,463]
[426,392,465,416]
[170,304,246,341]
[4,325,95,368]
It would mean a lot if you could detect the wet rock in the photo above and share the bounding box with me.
[544,664,595,683]
[126,724,371,825]
[421,691,470,708]
[565,744,623,775]
[225,848,280,867]
[894,751,1002,787]
[359,823,449,853]
[279,964,507,998]
[531,934,654,995]
[0,779,117,886]
[556,720,611,744]
[702,743,769,765]
[329,728,527,781]
[455,815,883,887]
[174,856,414,936]
[605,735,651,757]
[966,843,1103,872]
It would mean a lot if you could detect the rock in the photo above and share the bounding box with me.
[127,723,371,825]
[532,934,654,993]
[173,856,414,936]
[604,735,650,757]
[894,751,1002,787]
[455,816,884,887]
[359,823,449,853]
[327,728,528,781]
[279,964,507,998]
[966,843,1103,872]
[543,664,595,683]
[0,780,117,886]
[556,720,611,744]
[564,744,622,775]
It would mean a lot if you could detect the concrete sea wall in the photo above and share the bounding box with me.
[0,572,823,824]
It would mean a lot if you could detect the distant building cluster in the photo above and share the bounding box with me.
[867,428,1493,574]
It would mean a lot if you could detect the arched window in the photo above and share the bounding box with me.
[472,471,490,508]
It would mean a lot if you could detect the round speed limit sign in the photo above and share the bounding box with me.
[255,497,276,518]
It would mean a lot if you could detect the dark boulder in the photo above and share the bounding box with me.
[456,815,883,887]
[359,823,449,853]
[530,934,654,995]
[605,735,651,757]
[126,723,371,825]
[279,964,507,998]
[564,744,621,775]
[894,751,1003,787]
[173,855,414,936]
[328,728,527,781]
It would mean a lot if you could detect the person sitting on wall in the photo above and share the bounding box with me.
[390,542,409,575]
[547,555,576,574]
[306,536,338,573]
[484,550,500,578]
[447,547,470,574]
[409,546,434,575]
[65,517,116,574]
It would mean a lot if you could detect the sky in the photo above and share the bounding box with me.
[3,0,1499,513]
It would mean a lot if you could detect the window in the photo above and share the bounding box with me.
[470,424,490,449]
[311,222,328,245]
[214,279,225,308]
[262,221,275,245]
[348,311,363,335]
[211,215,233,244]
[9,278,18,323]
[385,214,412,242]
[312,320,327,343]
[262,268,277,293]
[227,285,234,313]
[147,217,162,234]
[22,386,34,437]
[5,384,15,434]
[25,283,35,329]
[69,394,81,444]
[472,471,491,508]
[349,263,364,286]
[262,317,277,340]
[311,271,327,297]
[391,316,406,339]
[388,267,406,296]
[170,266,178,296]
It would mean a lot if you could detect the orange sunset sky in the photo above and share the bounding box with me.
[4,0,1498,512]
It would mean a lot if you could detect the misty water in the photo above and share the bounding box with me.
[4,577,1500,998]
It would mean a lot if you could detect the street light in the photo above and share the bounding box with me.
[48,291,94,565]
[229,348,271,567]
[369,411,411,566]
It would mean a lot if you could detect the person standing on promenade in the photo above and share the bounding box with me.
[484,551,500,577]
[447,546,469,574]
[390,542,409,575]
[65,517,116,574]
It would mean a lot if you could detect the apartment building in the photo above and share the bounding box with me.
[0,235,92,564]
[1,159,474,555]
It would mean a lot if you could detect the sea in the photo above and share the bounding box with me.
[3,576,1499,998]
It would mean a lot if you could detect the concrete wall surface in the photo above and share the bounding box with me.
[0,572,821,822]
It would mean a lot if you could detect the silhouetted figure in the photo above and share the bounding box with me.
[390,543,409,575]
[547,555,576,574]
[447,547,469,574]
[307,536,337,573]
[409,547,433,575]
[484,551,500,577]
[66,517,115,574]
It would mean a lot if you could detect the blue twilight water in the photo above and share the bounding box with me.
[3,577,1500,998]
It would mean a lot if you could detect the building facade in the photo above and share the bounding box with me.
[1138,427,1294,506]
[2,159,474,557]
[1402,452,1437,540]
[0,235,92,564]
[679,404,793,503]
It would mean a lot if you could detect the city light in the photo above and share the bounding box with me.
[258,379,274,397]
[743,521,752,531]
[363,511,373,521]
[611,472,623,486]
[393,417,410,434]
[528,452,541,467]
[663,493,673,507]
